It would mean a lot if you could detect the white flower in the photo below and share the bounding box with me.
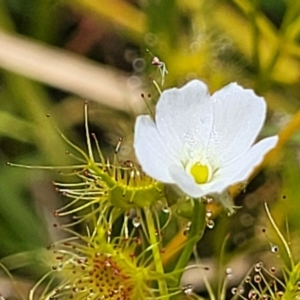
[134,79,278,200]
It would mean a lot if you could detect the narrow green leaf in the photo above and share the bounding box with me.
[0,111,35,143]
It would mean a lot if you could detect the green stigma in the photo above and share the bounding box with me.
[190,163,209,184]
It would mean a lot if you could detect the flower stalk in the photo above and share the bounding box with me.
[170,200,206,290]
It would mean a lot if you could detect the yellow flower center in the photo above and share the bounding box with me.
[190,163,210,184]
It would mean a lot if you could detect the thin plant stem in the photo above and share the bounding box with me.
[264,202,295,269]
[144,206,169,299]
[171,199,206,291]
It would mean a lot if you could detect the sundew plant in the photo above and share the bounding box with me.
[1,0,300,300]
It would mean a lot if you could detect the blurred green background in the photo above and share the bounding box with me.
[1,0,300,297]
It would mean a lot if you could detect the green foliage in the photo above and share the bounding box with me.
[1,0,300,299]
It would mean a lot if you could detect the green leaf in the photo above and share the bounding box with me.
[0,110,35,143]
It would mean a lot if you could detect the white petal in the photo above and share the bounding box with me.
[207,83,267,165]
[155,80,213,162]
[215,135,278,187]
[134,115,178,183]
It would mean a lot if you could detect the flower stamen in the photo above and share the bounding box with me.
[190,163,210,184]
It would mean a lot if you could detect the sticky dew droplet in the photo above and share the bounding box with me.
[245,276,251,283]
[254,274,261,283]
[183,284,193,295]
[203,196,213,204]
[183,222,191,236]
[162,206,170,213]
[206,209,212,218]
[248,289,257,299]
[226,268,233,277]
[254,262,263,272]
[277,291,284,298]
[271,245,279,253]
[132,217,140,228]
[206,219,215,229]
